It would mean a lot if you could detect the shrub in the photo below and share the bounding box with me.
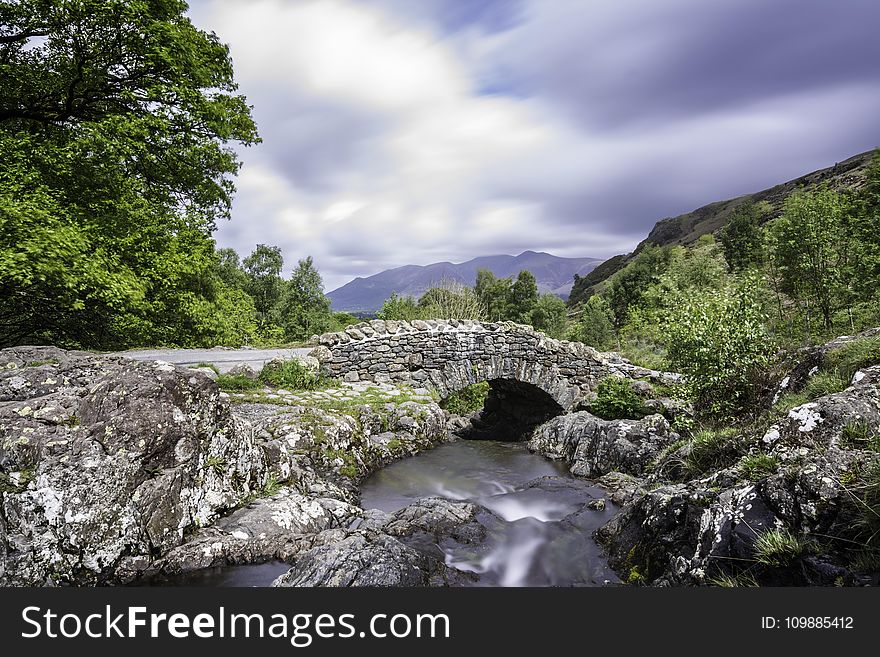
[753,528,812,567]
[259,359,322,390]
[663,278,773,421]
[215,374,262,391]
[442,382,490,415]
[590,377,649,420]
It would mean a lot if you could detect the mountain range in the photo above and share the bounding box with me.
[327,251,602,313]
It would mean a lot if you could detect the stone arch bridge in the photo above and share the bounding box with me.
[313,320,669,438]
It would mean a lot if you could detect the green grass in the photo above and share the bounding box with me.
[324,448,359,479]
[824,334,880,381]
[710,572,760,587]
[840,421,880,451]
[230,385,434,415]
[618,340,668,372]
[216,374,263,391]
[852,460,880,549]
[25,359,59,367]
[802,371,848,400]
[441,382,489,415]
[685,427,742,476]
[772,392,810,415]
[205,455,227,474]
[739,453,779,480]
[259,359,323,390]
[753,528,813,567]
[193,362,220,374]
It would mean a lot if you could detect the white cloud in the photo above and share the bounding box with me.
[189,0,880,291]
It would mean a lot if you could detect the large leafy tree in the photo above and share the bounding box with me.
[275,256,336,340]
[0,0,258,348]
[771,188,851,330]
[242,244,284,329]
[508,270,538,323]
[474,268,512,321]
[718,203,766,273]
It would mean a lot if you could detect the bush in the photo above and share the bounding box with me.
[442,382,490,415]
[259,359,322,390]
[663,278,773,421]
[590,377,649,420]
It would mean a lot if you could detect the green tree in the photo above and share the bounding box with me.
[508,270,538,323]
[849,150,880,312]
[242,244,284,330]
[275,256,335,340]
[0,0,258,348]
[571,295,615,350]
[771,188,851,330]
[605,244,672,331]
[377,292,420,321]
[529,293,567,338]
[215,248,250,291]
[718,203,766,272]
[474,268,512,321]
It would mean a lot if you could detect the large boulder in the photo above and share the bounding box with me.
[529,412,678,478]
[0,347,268,585]
[272,529,456,587]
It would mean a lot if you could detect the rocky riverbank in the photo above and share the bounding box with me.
[525,330,880,586]
[0,346,452,585]
[2,327,879,587]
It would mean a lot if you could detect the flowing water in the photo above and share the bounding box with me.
[360,440,620,587]
[148,440,619,587]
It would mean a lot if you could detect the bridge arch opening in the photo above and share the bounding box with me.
[442,378,565,442]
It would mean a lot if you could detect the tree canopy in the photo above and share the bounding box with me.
[0,0,259,348]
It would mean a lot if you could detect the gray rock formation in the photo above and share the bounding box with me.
[529,412,678,478]
[0,346,450,586]
[0,346,267,585]
[597,364,880,585]
[272,499,487,587]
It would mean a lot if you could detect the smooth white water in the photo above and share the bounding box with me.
[360,440,620,587]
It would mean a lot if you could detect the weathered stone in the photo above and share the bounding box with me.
[0,348,268,585]
[272,529,451,587]
[228,363,258,379]
[529,412,678,478]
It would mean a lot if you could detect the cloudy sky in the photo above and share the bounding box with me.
[187,0,880,291]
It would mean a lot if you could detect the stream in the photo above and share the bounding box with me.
[151,440,619,587]
[361,440,619,587]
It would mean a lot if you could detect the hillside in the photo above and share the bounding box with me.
[569,149,876,306]
[328,251,602,313]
